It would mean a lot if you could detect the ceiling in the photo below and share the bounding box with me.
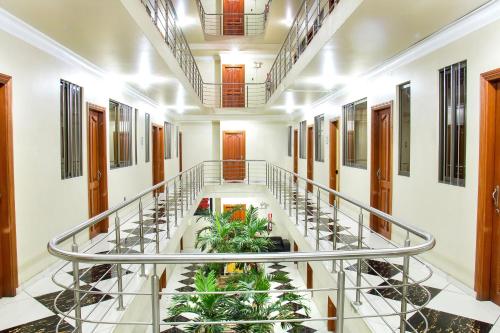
[270,0,492,113]
[0,0,493,117]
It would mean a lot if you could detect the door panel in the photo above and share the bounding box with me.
[307,126,314,192]
[491,81,500,304]
[307,263,313,289]
[152,125,165,194]
[328,297,336,331]
[88,108,109,239]
[329,121,339,204]
[293,129,298,182]
[0,75,17,297]
[222,65,245,108]
[223,0,244,35]
[370,104,392,239]
[223,131,245,181]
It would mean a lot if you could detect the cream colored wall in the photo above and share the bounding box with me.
[219,54,274,84]
[180,121,218,170]
[0,29,179,283]
[289,19,500,288]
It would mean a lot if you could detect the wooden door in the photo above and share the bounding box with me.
[179,131,183,172]
[329,120,339,205]
[328,297,337,331]
[223,0,244,35]
[88,105,109,239]
[152,125,165,194]
[476,69,500,305]
[222,65,245,108]
[223,204,247,221]
[223,131,245,181]
[307,126,314,192]
[370,103,393,239]
[0,74,17,298]
[293,242,298,265]
[307,263,313,289]
[293,129,298,182]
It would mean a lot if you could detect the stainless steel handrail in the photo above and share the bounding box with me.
[47,160,435,333]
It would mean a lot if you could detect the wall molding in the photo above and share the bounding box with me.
[304,0,500,114]
[0,7,162,111]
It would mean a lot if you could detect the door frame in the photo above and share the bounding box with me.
[306,125,314,192]
[370,101,393,239]
[222,130,246,181]
[87,103,109,237]
[152,124,165,193]
[475,68,500,301]
[293,129,298,182]
[0,73,17,297]
[329,119,339,204]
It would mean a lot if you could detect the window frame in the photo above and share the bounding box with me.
[164,121,172,160]
[145,113,150,163]
[287,126,292,157]
[314,114,325,162]
[398,82,411,177]
[109,99,133,169]
[60,79,83,179]
[342,98,368,169]
[299,121,307,159]
[438,60,467,187]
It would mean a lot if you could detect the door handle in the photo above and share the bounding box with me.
[97,170,102,181]
[493,185,499,214]
[376,168,381,181]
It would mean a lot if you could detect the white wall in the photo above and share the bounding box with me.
[288,18,500,288]
[0,28,180,283]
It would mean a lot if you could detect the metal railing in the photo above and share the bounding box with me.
[203,83,267,108]
[267,0,341,99]
[48,160,435,333]
[195,0,272,36]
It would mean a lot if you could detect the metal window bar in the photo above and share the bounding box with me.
[60,80,83,179]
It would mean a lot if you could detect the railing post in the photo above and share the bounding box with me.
[220,161,223,184]
[295,180,299,225]
[154,194,160,253]
[332,200,338,272]
[151,273,161,333]
[279,169,282,205]
[174,180,178,226]
[180,176,184,218]
[165,185,170,239]
[316,188,320,251]
[139,199,146,277]
[337,260,345,333]
[71,242,82,333]
[354,208,364,305]
[247,161,250,184]
[266,163,268,188]
[185,174,189,212]
[400,235,411,333]
[115,213,125,311]
[304,185,308,236]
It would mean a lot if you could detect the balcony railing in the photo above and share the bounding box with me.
[48,160,435,333]
[203,83,267,108]
[266,0,341,100]
[195,0,271,36]
[141,0,204,100]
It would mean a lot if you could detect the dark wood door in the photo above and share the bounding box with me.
[293,129,298,182]
[307,126,314,192]
[370,103,392,239]
[88,106,109,239]
[328,297,337,331]
[179,131,183,172]
[152,125,165,194]
[223,0,244,35]
[476,70,500,305]
[223,131,245,181]
[222,65,245,108]
[0,74,17,298]
[329,120,339,205]
[307,263,313,289]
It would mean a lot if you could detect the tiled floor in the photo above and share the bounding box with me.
[158,262,326,333]
[1,184,499,333]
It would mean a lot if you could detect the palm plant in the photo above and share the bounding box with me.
[195,209,237,253]
[170,271,231,333]
[230,206,273,254]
